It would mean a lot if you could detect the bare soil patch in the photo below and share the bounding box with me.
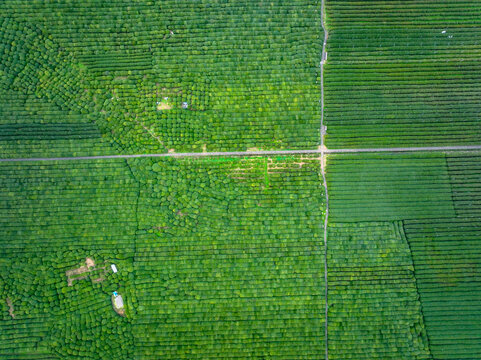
[85,257,95,268]
[66,258,108,286]
[66,265,89,277]
[176,210,186,217]
[319,145,328,169]
[156,101,172,111]
[6,298,14,319]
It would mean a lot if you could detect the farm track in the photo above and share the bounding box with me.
[319,0,329,357]
[1,145,481,162]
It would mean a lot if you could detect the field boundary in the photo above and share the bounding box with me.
[1,145,481,162]
[319,0,329,356]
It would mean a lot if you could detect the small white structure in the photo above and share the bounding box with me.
[442,30,446,34]
[182,102,189,109]
[321,52,328,65]
[111,264,118,273]
[114,294,124,309]
[111,292,125,316]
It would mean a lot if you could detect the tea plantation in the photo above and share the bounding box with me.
[0,0,322,155]
[0,156,326,359]
[327,151,481,359]
[325,0,481,148]
[2,0,481,359]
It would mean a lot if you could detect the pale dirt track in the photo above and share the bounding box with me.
[1,145,481,162]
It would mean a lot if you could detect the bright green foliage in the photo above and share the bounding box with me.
[326,152,481,359]
[447,152,481,217]
[324,0,481,148]
[0,160,139,359]
[0,16,165,156]
[129,156,326,359]
[327,222,431,360]
[326,153,455,222]
[0,82,115,158]
[0,156,326,359]
[0,0,322,155]
[2,1,481,359]
[400,152,481,359]
[327,1,481,28]
[404,218,481,359]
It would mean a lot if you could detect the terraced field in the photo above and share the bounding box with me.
[404,218,481,359]
[326,153,455,222]
[132,157,325,359]
[0,160,138,358]
[327,222,430,360]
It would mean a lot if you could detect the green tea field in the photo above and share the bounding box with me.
[0,156,326,359]
[327,151,481,359]
[325,1,481,148]
[0,0,322,156]
[1,0,481,359]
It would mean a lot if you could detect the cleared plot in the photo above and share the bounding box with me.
[327,222,430,360]
[131,156,326,359]
[326,153,455,222]
[404,218,481,359]
[324,0,481,148]
[0,0,322,155]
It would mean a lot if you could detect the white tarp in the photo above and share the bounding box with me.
[114,295,124,309]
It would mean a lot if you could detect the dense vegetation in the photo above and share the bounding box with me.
[2,0,481,359]
[327,151,481,359]
[0,156,326,359]
[131,156,325,359]
[402,152,481,359]
[0,160,138,358]
[324,0,481,148]
[328,222,430,360]
[0,0,322,156]
[404,218,481,359]
[326,153,455,222]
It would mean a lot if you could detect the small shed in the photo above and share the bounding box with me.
[111,264,118,273]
